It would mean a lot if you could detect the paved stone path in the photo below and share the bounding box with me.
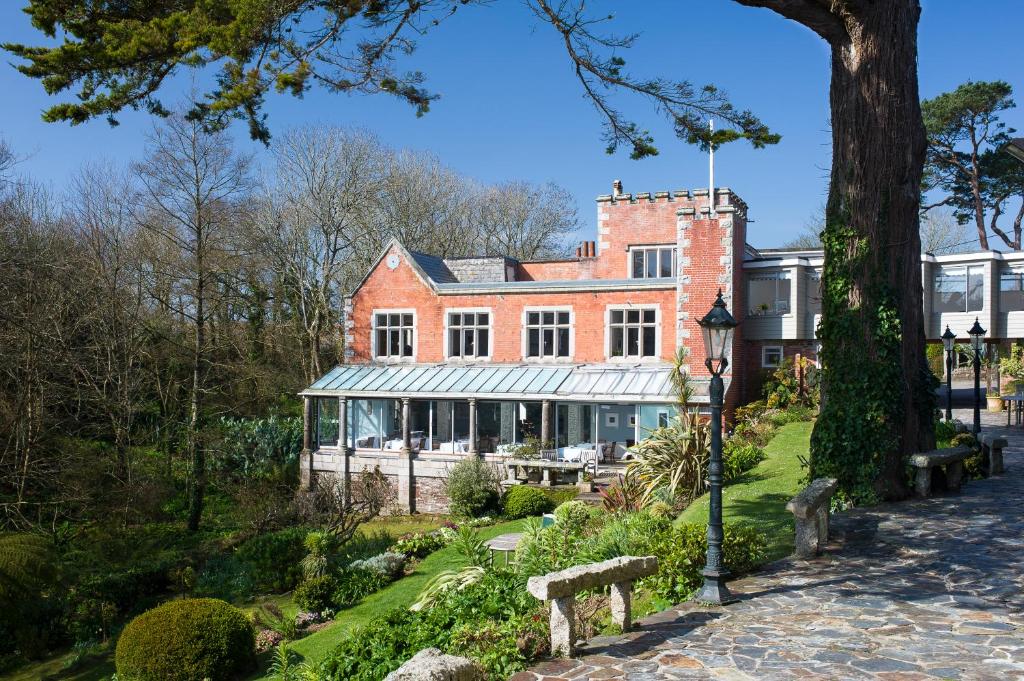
[514,411,1024,680]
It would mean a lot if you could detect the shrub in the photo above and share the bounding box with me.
[502,485,554,519]
[445,458,500,518]
[646,523,767,602]
[214,415,302,482]
[392,530,451,558]
[234,527,307,593]
[332,568,390,608]
[647,500,674,518]
[115,598,255,681]
[348,552,406,580]
[294,575,338,613]
[934,419,957,447]
[319,570,543,680]
[627,411,710,505]
[553,500,600,527]
[723,441,766,481]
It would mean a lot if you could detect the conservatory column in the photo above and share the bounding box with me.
[468,398,478,455]
[300,396,314,490]
[339,396,350,502]
[398,397,415,513]
[541,400,552,446]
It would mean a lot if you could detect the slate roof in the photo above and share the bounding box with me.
[408,250,458,284]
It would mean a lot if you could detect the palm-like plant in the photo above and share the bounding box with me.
[409,565,486,611]
[0,533,56,610]
[627,353,711,505]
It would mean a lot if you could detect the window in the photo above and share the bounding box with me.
[762,346,783,368]
[525,310,571,358]
[609,308,657,358]
[1000,266,1024,312]
[447,311,490,358]
[316,398,339,447]
[374,312,414,359]
[657,411,670,428]
[630,246,675,279]
[748,271,792,316]
[807,270,822,316]
[933,266,984,314]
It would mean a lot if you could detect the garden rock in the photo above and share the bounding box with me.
[383,648,483,681]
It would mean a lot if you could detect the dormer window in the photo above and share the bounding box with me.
[630,246,675,279]
[374,311,415,359]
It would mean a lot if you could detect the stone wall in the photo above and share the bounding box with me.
[311,449,506,513]
[443,257,515,283]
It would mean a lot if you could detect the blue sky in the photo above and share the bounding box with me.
[1,0,1022,248]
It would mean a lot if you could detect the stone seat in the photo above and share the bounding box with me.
[504,458,588,487]
[980,433,1008,476]
[908,446,971,498]
[527,555,658,657]
[785,478,838,559]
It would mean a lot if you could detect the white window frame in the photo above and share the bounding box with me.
[628,244,676,279]
[762,345,784,369]
[934,265,985,314]
[522,306,574,361]
[605,304,661,361]
[371,309,417,362]
[443,307,493,361]
[748,270,793,316]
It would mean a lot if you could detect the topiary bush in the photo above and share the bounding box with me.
[502,485,554,519]
[115,598,255,681]
[444,457,500,518]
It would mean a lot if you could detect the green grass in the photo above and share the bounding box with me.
[676,420,812,560]
[249,518,527,678]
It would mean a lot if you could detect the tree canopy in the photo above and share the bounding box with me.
[5,0,779,156]
[923,80,1024,250]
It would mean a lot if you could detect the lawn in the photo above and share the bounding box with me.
[249,517,528,678]
[676,420,812,560]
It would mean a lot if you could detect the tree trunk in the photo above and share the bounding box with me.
[186,269,205,532]
[811,0,936,502]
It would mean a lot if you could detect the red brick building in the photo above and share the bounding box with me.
[300,182,759,511]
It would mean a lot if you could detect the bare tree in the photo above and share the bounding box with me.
[255,126,383,381]
[133,114,252,532]
[920,209,972,255]
[475,181,577,260]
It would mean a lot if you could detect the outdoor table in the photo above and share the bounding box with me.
[559,444,597,462]
[1001,395,1024,426]
[485,532,523,566]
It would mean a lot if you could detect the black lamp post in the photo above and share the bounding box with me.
[695,290,738,605]
[968,318,986,434]
[941,326,956,422]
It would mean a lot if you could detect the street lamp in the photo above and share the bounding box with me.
[968,318,986,434]
[695,290,738,605]
[941,326,956,421]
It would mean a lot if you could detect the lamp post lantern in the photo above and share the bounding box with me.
[941,326,956,422]
[695,290,739,605]
[968,318,986,434]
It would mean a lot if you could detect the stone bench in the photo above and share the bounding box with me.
[504,458,588,487]
[909,446,971,498]
[980,434,1007,476]
[785,478,838,559]
[527,555,658,657]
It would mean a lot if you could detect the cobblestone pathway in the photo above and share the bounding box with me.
[514,412,1024,680]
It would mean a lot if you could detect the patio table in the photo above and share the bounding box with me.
[1001,395,1024,426]
[485,532,523,566]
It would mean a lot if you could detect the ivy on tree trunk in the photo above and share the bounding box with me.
[807,0,937,502]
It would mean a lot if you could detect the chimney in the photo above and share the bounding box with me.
[612,179,623,195]
[590,240,597,257]
[575,245,582,258]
